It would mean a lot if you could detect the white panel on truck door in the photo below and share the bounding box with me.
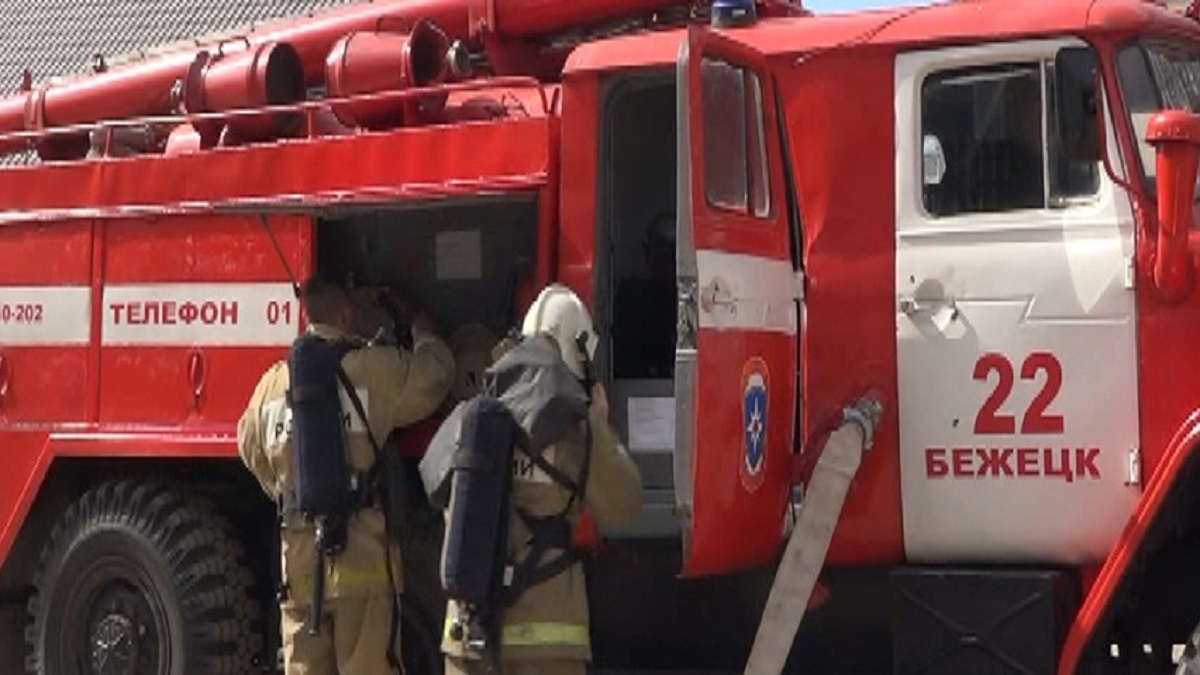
[894,39,1141,565]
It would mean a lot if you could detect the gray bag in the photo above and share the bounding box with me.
[419,335,589,508]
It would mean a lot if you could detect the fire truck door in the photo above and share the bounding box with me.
[894,40,1141,564]
[674,25,798,577]
[0,221,92,423]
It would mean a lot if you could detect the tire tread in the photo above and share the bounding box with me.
[25,479,262,675]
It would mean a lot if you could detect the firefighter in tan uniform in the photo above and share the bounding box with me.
[443,284,644,675]
[238,276,455,674]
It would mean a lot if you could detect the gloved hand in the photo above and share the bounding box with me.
[590,382,609,420]
[376,288,432,348]
[410,309,436,341]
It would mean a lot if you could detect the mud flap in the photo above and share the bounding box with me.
[743,398,882,675]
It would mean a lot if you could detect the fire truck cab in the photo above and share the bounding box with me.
[4,0,1200,673]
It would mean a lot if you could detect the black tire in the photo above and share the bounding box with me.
[1,598,26,673]
[25,480,262,675]
[1179,625,1200,675]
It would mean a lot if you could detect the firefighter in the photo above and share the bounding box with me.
[442,283,644,675]
[237,275,455,674]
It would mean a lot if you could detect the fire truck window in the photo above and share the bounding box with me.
[921,65,1045,215]
[701,57,770,218]
[920,61,1098,218]
[747,74,771,217]
[1046,54,1101,202]
[1117,41,1200,203]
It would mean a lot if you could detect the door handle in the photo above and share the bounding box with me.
[188,350,206,409]
[0,353,9,405]
[898,295,955,316]
[700,277,736,315]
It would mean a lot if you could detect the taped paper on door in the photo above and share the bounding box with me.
[435,230,483,281]
[628,396,675,452]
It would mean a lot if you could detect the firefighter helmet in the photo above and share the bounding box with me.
[520,284,598,380]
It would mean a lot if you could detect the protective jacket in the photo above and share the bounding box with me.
[238,322,455,604]
[440,370,644,662]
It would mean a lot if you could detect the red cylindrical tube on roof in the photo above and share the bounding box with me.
[183,41,307,141]
[325,19,451,129]
[0,0,698,154]
[0,0,470,153]
[488,0,687,36]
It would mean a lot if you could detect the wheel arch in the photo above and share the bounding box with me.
[3,446,450,675]
[1059,410,1200,673]
[24,474,270,675]
[1,455,275,596]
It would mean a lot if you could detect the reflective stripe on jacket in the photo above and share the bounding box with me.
[440,380,643,663]
[443,616,591,649]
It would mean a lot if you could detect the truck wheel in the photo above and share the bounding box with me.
[1,598,26,672]
[1179,624,1200,674]
[25,480,261,675]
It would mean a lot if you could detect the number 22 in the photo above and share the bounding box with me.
[973,352,1064,435]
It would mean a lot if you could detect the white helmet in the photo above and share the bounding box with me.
[521,284,598,380]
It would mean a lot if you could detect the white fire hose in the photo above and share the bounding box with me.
[743,396,883,675]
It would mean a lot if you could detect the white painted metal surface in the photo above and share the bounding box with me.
[894,39,1141,564]
[0,286,91,345]
[102,282,299,346]
[695,250,798,334]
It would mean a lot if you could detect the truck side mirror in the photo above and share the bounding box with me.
[1145,110,1200,302]
[1055,47,1101,163]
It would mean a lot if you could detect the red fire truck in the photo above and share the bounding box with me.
[3,0,1200,672]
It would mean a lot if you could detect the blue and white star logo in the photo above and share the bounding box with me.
[745,389,766,472]
[741,362,769,492]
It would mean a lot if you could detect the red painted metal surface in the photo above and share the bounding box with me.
[0,106,553,580]
[777,50,905,565]
[485,0,685,37]
[97,215,307,425]
[0,429,244,568]
[1146,110,1200,303]
[0,115,552,219]
[0,0,698,157]
[0,221,92,425]
[1057,413,1200,675]
[0,0,470,153]
[687,331,795,576]
[3,0,1200,668]
[324,21,452,129]
[678,25,797,577]
[555,71,599,307]
[183,42,307,143]
[0,431,63,571]
[1052,28,1200,670]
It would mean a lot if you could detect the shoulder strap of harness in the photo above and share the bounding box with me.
[503,417,595,607]
[333,367,382,462]
[331,344,402,673]
[515,406,593,509]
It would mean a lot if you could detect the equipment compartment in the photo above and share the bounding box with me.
[315,194,539,340]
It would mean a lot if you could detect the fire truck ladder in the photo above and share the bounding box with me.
[744,397,883,675]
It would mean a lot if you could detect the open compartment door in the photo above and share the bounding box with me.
[673,24,798,577]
